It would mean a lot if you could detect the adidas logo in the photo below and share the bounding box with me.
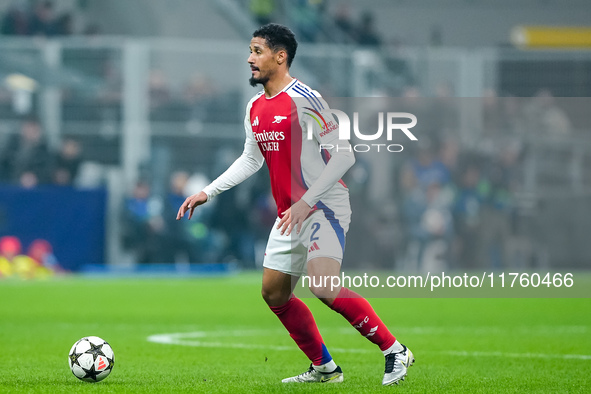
[97,357,107,370]
[308,242,320,253]
[252,116,259,127]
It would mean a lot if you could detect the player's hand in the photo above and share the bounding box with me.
[177,191,208,220]
[277,199,312,236]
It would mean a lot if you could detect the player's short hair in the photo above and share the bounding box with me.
[252,23,298,68]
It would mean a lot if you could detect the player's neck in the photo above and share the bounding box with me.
[263,73,294,98]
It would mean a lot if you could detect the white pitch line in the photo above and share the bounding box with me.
[437,350,591,361]
[146,330,591,361]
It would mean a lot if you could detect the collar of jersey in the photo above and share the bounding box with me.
[264,78,297,100]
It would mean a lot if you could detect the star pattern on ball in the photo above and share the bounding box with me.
[87,342,106,361]
[69,351,83,366]
[82,363,102,381]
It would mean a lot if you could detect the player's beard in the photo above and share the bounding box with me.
[249,74,269,87]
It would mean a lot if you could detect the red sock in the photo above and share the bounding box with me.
[330,287,396,351]
[270,296,333,365]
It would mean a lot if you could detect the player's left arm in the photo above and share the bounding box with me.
[278,97,355,235]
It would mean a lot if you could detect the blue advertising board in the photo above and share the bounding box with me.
[0,185,106,270]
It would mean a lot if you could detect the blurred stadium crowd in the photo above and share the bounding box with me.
[0,0,99,37]
[1,0,590,276]
[0,116,81,187]
[247,0,384,45]
[0,0,385,44]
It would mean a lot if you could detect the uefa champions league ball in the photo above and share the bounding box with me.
[68,336,115,382]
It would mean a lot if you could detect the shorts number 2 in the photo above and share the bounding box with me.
[310,222,321,242]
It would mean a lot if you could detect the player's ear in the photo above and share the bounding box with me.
[276,49,287,66]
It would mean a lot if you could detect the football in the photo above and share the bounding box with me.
[68,336,115,382]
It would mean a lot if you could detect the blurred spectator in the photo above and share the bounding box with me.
[333,4,356,43]
[164,170,219,263]
[369,201,404,270]
[122,182,168,263]
[54,12,73,35]
[149,69,192,122]
[206,147,261,267]
[184,73,215,105]
[0,236,21,277]
[83,23,101,36]
[431,82,459,131]
[1,0,30,35]
[409,139,452,190]
[286,0,323,43]
[29,1,57,37]
[502,96,527,134]
[452,159,485,268]
[27,238,63,274]
[211,183,256,266]
[482,93,528,136]
[165,171,197,262]
[51,138,82,186]
[0,236,57,279]
[1,0,77,37]
[183,72,217,126]
[401,175,454,272]
[439,137,460,176]
[248,170,275,240]
[482,89,504,135]
[148,69,172,112]
[523,89,571,135]
[356,11,381,46]
[478,146,519,269]
[250,0,276,26]
[399,86,433,135]
[0,116,51,187]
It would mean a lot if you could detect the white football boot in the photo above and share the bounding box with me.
[382,344,414,386]
[282,364,343,383]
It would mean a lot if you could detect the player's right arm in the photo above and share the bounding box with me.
[177,107,264,220]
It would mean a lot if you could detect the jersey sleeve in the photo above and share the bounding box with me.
[202,110,264,201]
[300,95,355,208]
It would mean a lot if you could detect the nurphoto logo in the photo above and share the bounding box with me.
[304,107,418,153]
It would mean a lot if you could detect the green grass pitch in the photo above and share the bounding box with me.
[0,272,589,393]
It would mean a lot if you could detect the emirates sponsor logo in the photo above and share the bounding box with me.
[254,130,285,142]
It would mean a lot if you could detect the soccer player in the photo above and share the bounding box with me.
[177,23,414,386]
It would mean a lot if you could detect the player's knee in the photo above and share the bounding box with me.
[309,284,332,300]
[261,286,290,307]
